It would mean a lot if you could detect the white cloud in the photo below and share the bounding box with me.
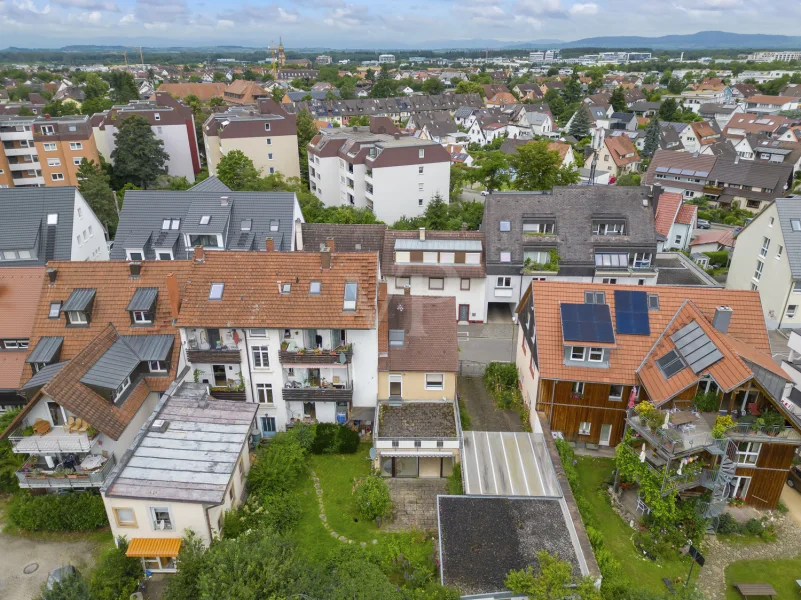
[516,0,566,17]
[217,18,234,28]
[119,12,135,23]
[12,0,51,15]
[53,0,119,11]
[277,7,299,22]
[85,9,101,22]
[569,2,598,15]
[323,4,371,28]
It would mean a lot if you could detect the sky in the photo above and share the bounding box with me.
[1,0,801,49]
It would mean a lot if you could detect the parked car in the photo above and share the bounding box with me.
[46,565,77,590]
[697,219,711,229]
[787,465,801,490]
[480,190,490,197]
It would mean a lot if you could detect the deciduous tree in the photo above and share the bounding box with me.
[610,87,627,112]
[216,150,262,190]
[110,114,169,189]
[295,109,318,184]
[658,97,678,121]
[473,151,509,193]
[77,159,119,236]
[509,140,580,191]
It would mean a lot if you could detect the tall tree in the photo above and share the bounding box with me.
[658,97,678,122]
[666,77,686,95]
[509,140,580,191]
[642,117,661,158]
[216,150,261,190]
[77,159,119,236]
[473,151,509,193]
[568,107,591,139]
[295,109,318,185]
[105,71,139,104]
[422,78,445,95]
[455,80,484,97]
[610,87,627,112]
[110,115,169,189]
[563,76,583,104]
[271,86,285,103]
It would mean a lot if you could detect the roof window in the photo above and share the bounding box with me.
[209,283,224,300]
[281,282,291,294]
[270,219,280,232]
[584,291,605,305]
[647,294,660,310]
[656,349,685,379]
[792,220,801,232]
[344,282,357,310]
[241,219,252,231]
[310,281,321,295]
[199,215,211,225]
[499,220,511,232]
[47,213,58,225]
[389,329,405,347]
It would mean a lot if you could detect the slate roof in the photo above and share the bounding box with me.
[709,155,793,189]
[187,176,231,193]
[25,336,64,365]
[284,93,483,120]
[111,190,298,259]
[776,199,801,279]
[377,401,457,438]
[300,223,387,258]
[482,187,657,271]
[644,149,718,187]
[0,188,79,266]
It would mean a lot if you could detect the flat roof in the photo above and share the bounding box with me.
[377,401,458,439]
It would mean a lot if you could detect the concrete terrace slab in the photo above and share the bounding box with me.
[461,431,561,497]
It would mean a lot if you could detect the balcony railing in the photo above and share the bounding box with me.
[9,425,95,454]
[187,348,241,364]
[16,455,116,489]
[279,345,352,365]
[12,176,45,187]
[9,161,41,171]
[724,422,801,443]
[283,383,353,403]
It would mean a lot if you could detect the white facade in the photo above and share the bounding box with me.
[367,161,450,223]
[388,275,486,322]
[70,189,110,261]
[378,54,396,64]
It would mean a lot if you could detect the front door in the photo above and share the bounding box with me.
[458,304,470,322]
[599,424,613,446]
[261,416,277,438]
[212,365,227,386]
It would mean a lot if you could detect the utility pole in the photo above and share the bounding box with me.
[588,126,605,186]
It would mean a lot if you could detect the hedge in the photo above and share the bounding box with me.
[8,490,108,532]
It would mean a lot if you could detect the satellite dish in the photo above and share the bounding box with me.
[369,447,377,460]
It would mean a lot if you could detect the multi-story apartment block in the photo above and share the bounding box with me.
[747,51,801,63]
[1,260,189,492]
[203,99,300,180]
[316,55,333,65]
[516,280,801,511]
[0,187,109,264]
[92,92,201,182]
[0,115,99,188]
[481,187,659,320]
[307,124,450,223]
[172,247,379,437]
[379,54,396,64]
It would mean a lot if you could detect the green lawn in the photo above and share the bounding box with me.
[574,457,697,593]
[725,556,801,599]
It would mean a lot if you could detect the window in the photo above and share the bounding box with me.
[209,283,224,300]
[51,173,64,181]
[228,484,235,503]
[344,282,358,310]
[465,253,481,265]
[2,250,17,260]
[170,219,180,230]
[657,349,686,378]
[792,220,801,232]
[47,213,58,225]
[609,385,623,400]
[753,260,763,281]
[633,253,652,268]
[496,276,512,288]
[418,182,424,191]
[72,157,82,166]
[49,302,61,318]
[593,222,625,236]
[162,219,171,230]
[18,250,31,259]
[674,234,682,245]
[238,459,245,476]
[423,252,438,264]
[595,253,628,268]
[69,142,82,151]
[499,220,511,232]
[268,153,273,160]
[256,383,274,404]
[524,222,555,234]
[787,305,798,319]
[133,311,152,324]
[88,225,93,237]
[112,375,131,401]
[2,340,28,349]
[270,220,279,232]
[760,236,770,258]
[43,143,56,151]
[264,123,271,131]
[425,373,444,390]
[769,217,775,227]
[389,329,405,347]
[40,125,55,135]
[188,234,220,248]
[395,277,410,289]
[199,215,211,225]
[647,294,659,310]
[157,251,173,261]
[418,166,424,174]
[252,345,270,368]
[584,291,605,305]
[68,311,87,325]
[429,277,444,290]
[777,245,784,259]
[418,199,424,206]
[736,442,761,465]
[149,360,167,373]
[418,148,424,158]
[113,508,137,527]
[460,278,470,291]
[266,138,272,145]
[127,251,144,261]
[588,347,603,362]
[241,219,252,231]
[389,374,402,397]
[280,282,291,294]
[249,328,267,337]
[47,158,60,167]
[309,280,321,295]
[440,252,455,264]
[579,422,591,436]
[500,252,511,263]
[751,282,758,291]
[794,281,801,294]
[150,507,173,530]
[571,346,585,361]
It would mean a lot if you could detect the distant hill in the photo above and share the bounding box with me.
[555,31,801,50]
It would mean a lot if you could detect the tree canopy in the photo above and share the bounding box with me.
[110,114,169,189]
[77,158,119,236]
[568,107,591,139]
[508,140,580,191]
[642,117,661,159]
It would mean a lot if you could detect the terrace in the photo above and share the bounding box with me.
[9,424,96,454]
[16,454,116,489]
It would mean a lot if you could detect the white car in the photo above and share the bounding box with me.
[480,190,490,197]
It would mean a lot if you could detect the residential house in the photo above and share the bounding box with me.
[624,88,646,106]
[277,69,319,82]
[203,99,300,180]
[779,127,801,143]
[513,83,544,102]
[724,113,793,139]
[584,136,641,179]
[486,91,517,107]
[732,83,759,100]
[500,138,575,169]
[92,93,201,182]
[404,112,458,143]
[630,101,662,118]
[516,280,800,510]
[481,187,659,320]
[609,112,638,132]
[373,287,460,478]
[307,123,450,223]
[297,222,387,257]
[222,80,268,105]
[481,84,510,100]
[644,150,717,200]
[173,248,379,434]
[283,90,341,103]
[1,260,189,492]
[565,104,613,132]
[689,229,735,255]
[0,267,45,412]
[653,192,698,251]
[52,86,85,107]
[680,85,733,113]
[102,382,257,565]
[744,95,799,115]
[154,83,227,102]
[732,136,801,174]
[699,104,744,128]
[111,186,303,260]
[706,155,793,212]
[0,187,109,263]
[681,120,722,154]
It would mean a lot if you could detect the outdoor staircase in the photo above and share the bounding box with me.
[701,436,738,533]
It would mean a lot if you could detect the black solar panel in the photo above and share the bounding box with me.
[657,350,686,379]
[560,303,615,344]
[614,290,651,335]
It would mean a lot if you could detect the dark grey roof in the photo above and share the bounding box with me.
[80,337,140,390]
[61,288,96,312]
[25,336,64,364]
[378,402,457,438]
[611,112,636,122]
[776,199,801,279]
[700,103,736,115]
[285,90,340,101]
[20,361,68,391]
[482,187,658,268]
[111,190,298,259]
[126,288,158,312]
[0,187,79,266]
[301,223,386,258]
[188,176,231,193]
[121,335,173,361]
[709,156,793,189]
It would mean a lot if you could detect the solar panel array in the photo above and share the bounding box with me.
[614,290,651,335]
[560,303,615,344]
[656,349,686,378]
[653,165,709,178]
[670,320,723,374]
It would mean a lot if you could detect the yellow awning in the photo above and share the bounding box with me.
[126,537,182,558]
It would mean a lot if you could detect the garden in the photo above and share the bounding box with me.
[724,555,801,599]
[484,362,532,432]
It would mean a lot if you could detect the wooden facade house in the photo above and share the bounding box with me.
[516,281,801,510]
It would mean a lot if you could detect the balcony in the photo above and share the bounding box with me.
[3,147,37,157]
[187,348,241,364]
[0,130,34,142]
[703,185,723,196]
[282,383,353,403]
[9,161,41,171]
[279,343,352,365]
[10,425,96,454]
[365,169,373,180]
[16,454,116,489]
[626,407,715,457]
[12,176,45,187]
[724,420,801,444]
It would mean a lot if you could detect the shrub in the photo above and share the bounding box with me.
[458,403,471,431]
[744,518,764,536]
[0,407,25,493]
[712,414,735,438]
[716,512,739,534]
[8,490,108,532]
[163,530,206,600]
[693,391,719,413]
[311,423,360,454]
[223,491,300,538]
[88,537,143,600]
[353,475,392,523]
[484,362,518,393]
[776,500,789,514]
[38,569,89,600]
[703,250,729,267]
[247,433,307,495]
[447,463,463,495]
[284,421,316,451]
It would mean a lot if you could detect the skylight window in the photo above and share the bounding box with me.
[281,282,291,294]
[344,282,357,310]
[499,220,511,232]
[209,283,224,300]
[199,215,211,225]
[49,302,61,318]
[270,219,280,232]
[241,219,252,231]
[310,281,321,295]
[47,213,58,225]
[389,329,405,347]
[793,220,801,232]
[171,219,180,230]
[162,219,171,230]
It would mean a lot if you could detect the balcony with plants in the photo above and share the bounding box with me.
[16,454,116,489]
[522,249,560,274]
[282,366,353,403]
[279,329,353,365]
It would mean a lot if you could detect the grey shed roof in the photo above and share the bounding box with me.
[126,288,158,312]
[300,223,387,257]
[0,187,80,266]
[188,176,231,193]
[25,336,64,364]
[394,238,482,251]
[111,190,298,260]
[61,288,96,312]
[776,199,801,279]
[80,337,140,390]
[121,335,174,361]
[20,361,68,391]
[482,187,657,270]
[709,156,793,189]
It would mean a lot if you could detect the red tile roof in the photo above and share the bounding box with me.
[654,193,683,237]
[675,204,698,226]
[689,229,735,248]
[605,136,640,168]
[0,267,45,390]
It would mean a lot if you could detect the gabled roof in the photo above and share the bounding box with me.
[776,199,801,280]
[689,229,735,249]
[382,229,485,278]
[653,193,683,238]
[187,176,231,193]
[300,223,387,259]
[644,149,718,187]
[676,204,697,226]
[709,155,792,189]
[604,136,640,168]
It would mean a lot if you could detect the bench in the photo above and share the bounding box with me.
[733,583,777,599]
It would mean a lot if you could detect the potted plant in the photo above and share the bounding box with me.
[281,341,289,351]
[313,348,322,355]
[67,469,79,479]
[51,466,68,478]
[86,426,97,440]
[297,348,305,355]
[31,468,45,479]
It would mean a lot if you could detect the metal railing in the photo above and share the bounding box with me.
[725,422,801,442]
[16,455,116,489]
[9,426,94,454]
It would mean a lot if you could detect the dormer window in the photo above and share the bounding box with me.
[593,221,626,236]
[111,375,132,402]
[199,215,211,225]
[133,311,152,324]
[68,311,88,325]
[62,288,95,326]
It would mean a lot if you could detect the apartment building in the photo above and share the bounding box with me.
[203,99,300,180]
[0,115,99,188]
[92,92,200,182]
[307,124,450,223]
[173,247,379,436]
[379,54,396,64]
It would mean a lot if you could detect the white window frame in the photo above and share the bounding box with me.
[588,347,604,362]
[43,142,57,151]
[760,236,770,258]
[249,329,267,337]
[389,374,403,398]
[787,305,798,319]
[500,251,512,263]
[256,383,274,405]
[753,260,764,281]
[47,158,61,167]
[72,157,82,166]
[126,250,144,261]
[736,442,761,466]
[112,375,132,401]
[252,345,270,369]
[570,346,585,361]
[572,381,584,394]
[465,253,481,265]
[609,385,623,400]
[344,282,358,310]
[149,506,174,531]
[425,373,444,390]
[429,277,445,290]
[395,277,410,289]
[148,360,167,373]
[133,311,152,324]
[578,421,591,436]
[69,142,83,151]
[49,302,61,318]
[68,311,87,325]
[496,276,512,288]
[51,173,65,181]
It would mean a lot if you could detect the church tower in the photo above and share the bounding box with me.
[278,37,286,67]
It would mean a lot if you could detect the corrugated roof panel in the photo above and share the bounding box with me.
[126,538,182,558]
[61,288,96,312]
[25,336,64,364]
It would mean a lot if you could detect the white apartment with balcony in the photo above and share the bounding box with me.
[0,116,41,187]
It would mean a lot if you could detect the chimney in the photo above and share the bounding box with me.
[46,267,57,285]
[326,237,335,253]
[404,286,411,296]
[193,245,205,263]
[650,183,663,215]
[393,132,400,140]
[712,306,733,334]
[129,262,142,278]
[294,218,304,251]
[265,238,274,252]
[321,248,331,270]
[166,273,181,318]
[220,196,230,206]
[44,114,51,120]
[378,279,388,355]
[461,222,468,232]
[735,154,740,164]
[418,227,426,241]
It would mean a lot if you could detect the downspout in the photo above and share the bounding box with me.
[778,283,794,331]
[243,329,255,417]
